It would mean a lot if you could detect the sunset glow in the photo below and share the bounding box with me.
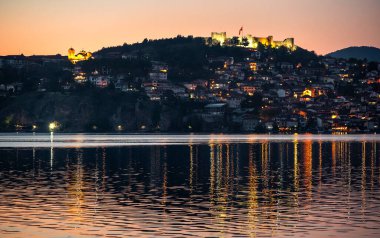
[1,0,379,56]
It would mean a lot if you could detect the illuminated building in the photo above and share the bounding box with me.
[211,32,227,45]
[249,62,257,72]
[332,126,349,132]
[208,32,296,51]
[241,85,256,96]
[298,88,316,102]
[301,89,315,97]
[74,72,87,83]
[68,48,92,64]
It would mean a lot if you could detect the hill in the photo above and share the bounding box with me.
[327,46,380,62]
[92,35,318,82]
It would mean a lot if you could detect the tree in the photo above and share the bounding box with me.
[241,93,263,110]
[241,37,249,47]
[1,66,20,84]
[230,37,240,46]
[368,61,379,71]
[151,103,161,127]
[0,71,4,83]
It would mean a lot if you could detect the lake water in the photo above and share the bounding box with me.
[0,133,379,237]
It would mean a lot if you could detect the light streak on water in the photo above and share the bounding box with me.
[0,133,379,148]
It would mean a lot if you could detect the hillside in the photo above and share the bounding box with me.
[3,36,378,133]
[327,46,380,62]
[93,36,318,82]
[0,91,185,132]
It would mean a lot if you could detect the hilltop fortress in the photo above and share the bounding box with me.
[207,32,296,51]
[68,48,92,64]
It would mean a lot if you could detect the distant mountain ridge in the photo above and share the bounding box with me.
[327,46,380,62]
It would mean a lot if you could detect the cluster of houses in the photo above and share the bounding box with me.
[191,53,380,133]
[1,47,379,133]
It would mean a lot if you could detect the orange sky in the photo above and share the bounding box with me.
[0,0,379,56]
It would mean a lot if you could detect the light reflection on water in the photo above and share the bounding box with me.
[0,134,379,237]
[0,133,379,147]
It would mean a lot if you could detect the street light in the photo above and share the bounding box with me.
[49,122,58,131]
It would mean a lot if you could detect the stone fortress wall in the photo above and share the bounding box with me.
[209,32,296,51]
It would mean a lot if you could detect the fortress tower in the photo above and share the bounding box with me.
[211,32,227,46]
[68,48,76,60]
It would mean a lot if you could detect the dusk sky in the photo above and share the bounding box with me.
[1,0,379,56]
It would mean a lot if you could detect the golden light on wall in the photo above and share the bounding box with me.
[68,48,92,64]
[211,32,227,46]
[209,33,296,51]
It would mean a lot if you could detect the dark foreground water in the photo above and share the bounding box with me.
[0,134,379,237]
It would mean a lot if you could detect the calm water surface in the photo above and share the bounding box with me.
[0,134,379,237]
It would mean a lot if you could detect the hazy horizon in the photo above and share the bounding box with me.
[1,0,379,56]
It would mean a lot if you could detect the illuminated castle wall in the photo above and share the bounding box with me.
[211,32,227,45]
[209,32,296,51]
[68,48,92,64]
